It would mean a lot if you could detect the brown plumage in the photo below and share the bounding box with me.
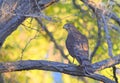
[63,23,94,74]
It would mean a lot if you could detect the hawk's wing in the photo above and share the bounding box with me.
[73,32,89,65]
[66,33,76,58]
[66,31,89,64]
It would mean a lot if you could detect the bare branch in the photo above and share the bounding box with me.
[109,12,120,26]
[112,66,118,83]
[0,0,59,47]
[0,54,120,72]
[90,19,102,61]
[109,24,120,32]
[0,60,116,83]
[0,54,120,82]
[93,54,119,82]
[93,55,120,71]
[20,32,39,60]
[102,14,113,57]
[72,0,85,12]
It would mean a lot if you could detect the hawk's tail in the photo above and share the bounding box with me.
[76,56,95,74]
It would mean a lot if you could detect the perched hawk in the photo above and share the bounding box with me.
[63,23,94,74]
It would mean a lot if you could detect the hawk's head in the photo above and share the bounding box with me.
[63,23,74,31]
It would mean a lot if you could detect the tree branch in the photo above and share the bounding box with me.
[109,12,120,26]
[0,55,120,82]
[0,59,117,83]
[80,0,120,26]
[93,55,120,71]
[90,18,102,61]
[0,0,59,47]
[109,24,120,32]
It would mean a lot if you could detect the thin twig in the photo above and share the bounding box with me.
[109,24,120,32]
[72,0,85,12]
[34,0,41,11]
[21,23,40,32]
[20,32,39,60]
[113,66,118,83]
[90,19,101,61]
[109,12,120,26]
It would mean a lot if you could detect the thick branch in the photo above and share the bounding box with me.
[0,55,120,82]
[0,0,27,47]
[0,60,116,83]
[0,0,59,47]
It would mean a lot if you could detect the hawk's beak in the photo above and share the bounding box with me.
[63,24,67,30]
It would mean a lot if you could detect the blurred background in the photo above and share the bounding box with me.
[0,0,120,83]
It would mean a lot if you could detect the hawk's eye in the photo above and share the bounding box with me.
[67,24,71,27]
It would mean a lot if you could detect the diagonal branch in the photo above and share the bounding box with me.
[109,12,120,26]
[93,54,120,70]
[36,18,70,62]
[109,24,120,32]
[72,0,85,12]
[101,14,113,57]
[90,19,102,61]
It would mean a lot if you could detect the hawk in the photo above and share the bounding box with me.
[63,23,94,74]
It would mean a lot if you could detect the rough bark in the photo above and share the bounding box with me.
[0,55,120,83]
[0,0,59,47]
